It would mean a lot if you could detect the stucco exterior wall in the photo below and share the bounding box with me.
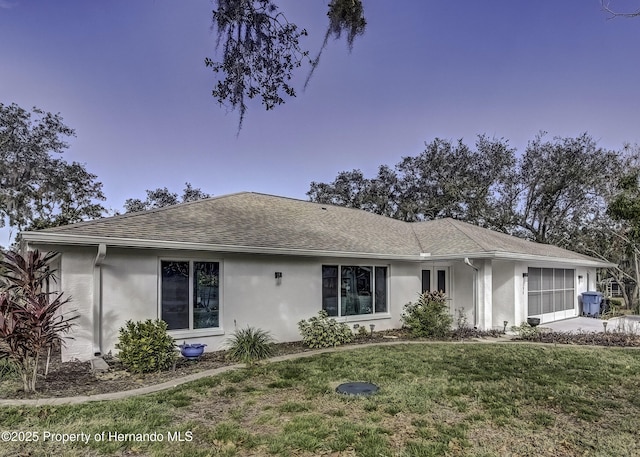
[58,246,95,362]
[450,261,474,327]
[38,246,425,361]
[492,260,516,330]
[28,242,604,362]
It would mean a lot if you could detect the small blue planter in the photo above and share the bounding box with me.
[179,343,207,360]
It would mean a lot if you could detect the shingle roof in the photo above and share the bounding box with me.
[23,192,606,264]
[411,218,599,262]
[33,192,419,256]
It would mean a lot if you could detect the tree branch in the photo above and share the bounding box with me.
[601,0,640,18]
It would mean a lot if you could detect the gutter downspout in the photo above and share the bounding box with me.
[93,244,107,356]
[464,258,479,328]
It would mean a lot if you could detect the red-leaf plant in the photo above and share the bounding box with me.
[0,250,77,393]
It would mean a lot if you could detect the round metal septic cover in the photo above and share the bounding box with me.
[336,382,379,396]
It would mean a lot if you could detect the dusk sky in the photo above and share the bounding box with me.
[1,1,639,244]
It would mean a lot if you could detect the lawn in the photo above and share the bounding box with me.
[1,343,640,456]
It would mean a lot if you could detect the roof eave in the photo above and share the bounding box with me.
[420,251,616,268]
[21,232,422,261]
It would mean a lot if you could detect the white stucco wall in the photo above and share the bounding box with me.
[492,260,516,331]
[58,246,96,362]
[36,246,427,361]
[450,261,474,327]
[29,242,604,361]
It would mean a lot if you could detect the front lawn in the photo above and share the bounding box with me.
[1,343,639,456]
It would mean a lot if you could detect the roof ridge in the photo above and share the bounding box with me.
[444,218,494,252]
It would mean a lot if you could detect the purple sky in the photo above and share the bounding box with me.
[1,1,639,244]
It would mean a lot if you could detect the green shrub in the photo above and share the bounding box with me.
[298,310,353,348]
[609,298,623,308]
[115,319,176,373]
[510,322,540,339]
[0,358,19,380]
[226,326,275,364]
[401,291,452,338]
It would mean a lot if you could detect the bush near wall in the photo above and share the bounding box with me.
[115,319,176,374]
[401,290,453,338]
[298,310,353,348]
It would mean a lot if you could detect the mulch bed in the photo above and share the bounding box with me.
[0,329,411,400]
[3,327,640,400]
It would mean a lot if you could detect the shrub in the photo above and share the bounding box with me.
[401,290,452,338]
[115,319,176,373]
[0,358,19,380]
[510,321,540,339]
[609,298,623,308]
[226,326,275,364]
[0,250,77,392]
[298,310,353,348]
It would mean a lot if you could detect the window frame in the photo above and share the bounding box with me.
[527,267,575,316]
[158,258,224,337]
[421,267,450,294]
[322,264,390,320]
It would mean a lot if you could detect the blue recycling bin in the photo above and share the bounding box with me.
[581,291,603,316]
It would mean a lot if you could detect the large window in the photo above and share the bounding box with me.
[161,260,220,330]
[528,267,574,316]
[322,265,388,317]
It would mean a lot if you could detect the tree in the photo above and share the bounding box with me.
[124,182,211,213]
[308,135,516,225]
[206,0,365,130]
[510,133,623,246]
[0,103,106,232]
[605,168,640,312]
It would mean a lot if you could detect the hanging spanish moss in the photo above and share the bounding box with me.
[304,0,367,89]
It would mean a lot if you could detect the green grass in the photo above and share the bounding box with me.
[1,343,640,456]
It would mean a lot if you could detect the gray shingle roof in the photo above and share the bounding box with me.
[411,218,599,262]
[24,192,606,264]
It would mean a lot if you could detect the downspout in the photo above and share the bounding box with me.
[464,258,479,328]
[93,244,107,356]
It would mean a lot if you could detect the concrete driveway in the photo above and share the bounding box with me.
[541,316,640,334]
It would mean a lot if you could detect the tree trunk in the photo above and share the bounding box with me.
[634,251,640,313]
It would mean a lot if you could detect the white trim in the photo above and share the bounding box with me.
[23,232,421,261]
[22,232,614,267]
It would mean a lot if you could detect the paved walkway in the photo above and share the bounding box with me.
[542,315,640,334]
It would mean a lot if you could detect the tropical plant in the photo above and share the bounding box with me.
[401,290,452,338]
[297,310,353,348]
[0,249,77,392]
[115,319,176,374]
[226,326,275,365]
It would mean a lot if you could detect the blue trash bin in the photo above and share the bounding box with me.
[581,291,603,316]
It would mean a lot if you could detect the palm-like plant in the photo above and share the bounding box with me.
[0,250,77,392]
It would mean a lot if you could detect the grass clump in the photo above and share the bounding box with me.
[298,310,353,348]
[115,319,176,373]
[226,326,275,365]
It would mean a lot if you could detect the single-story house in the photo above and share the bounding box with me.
[20,192,613,362]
